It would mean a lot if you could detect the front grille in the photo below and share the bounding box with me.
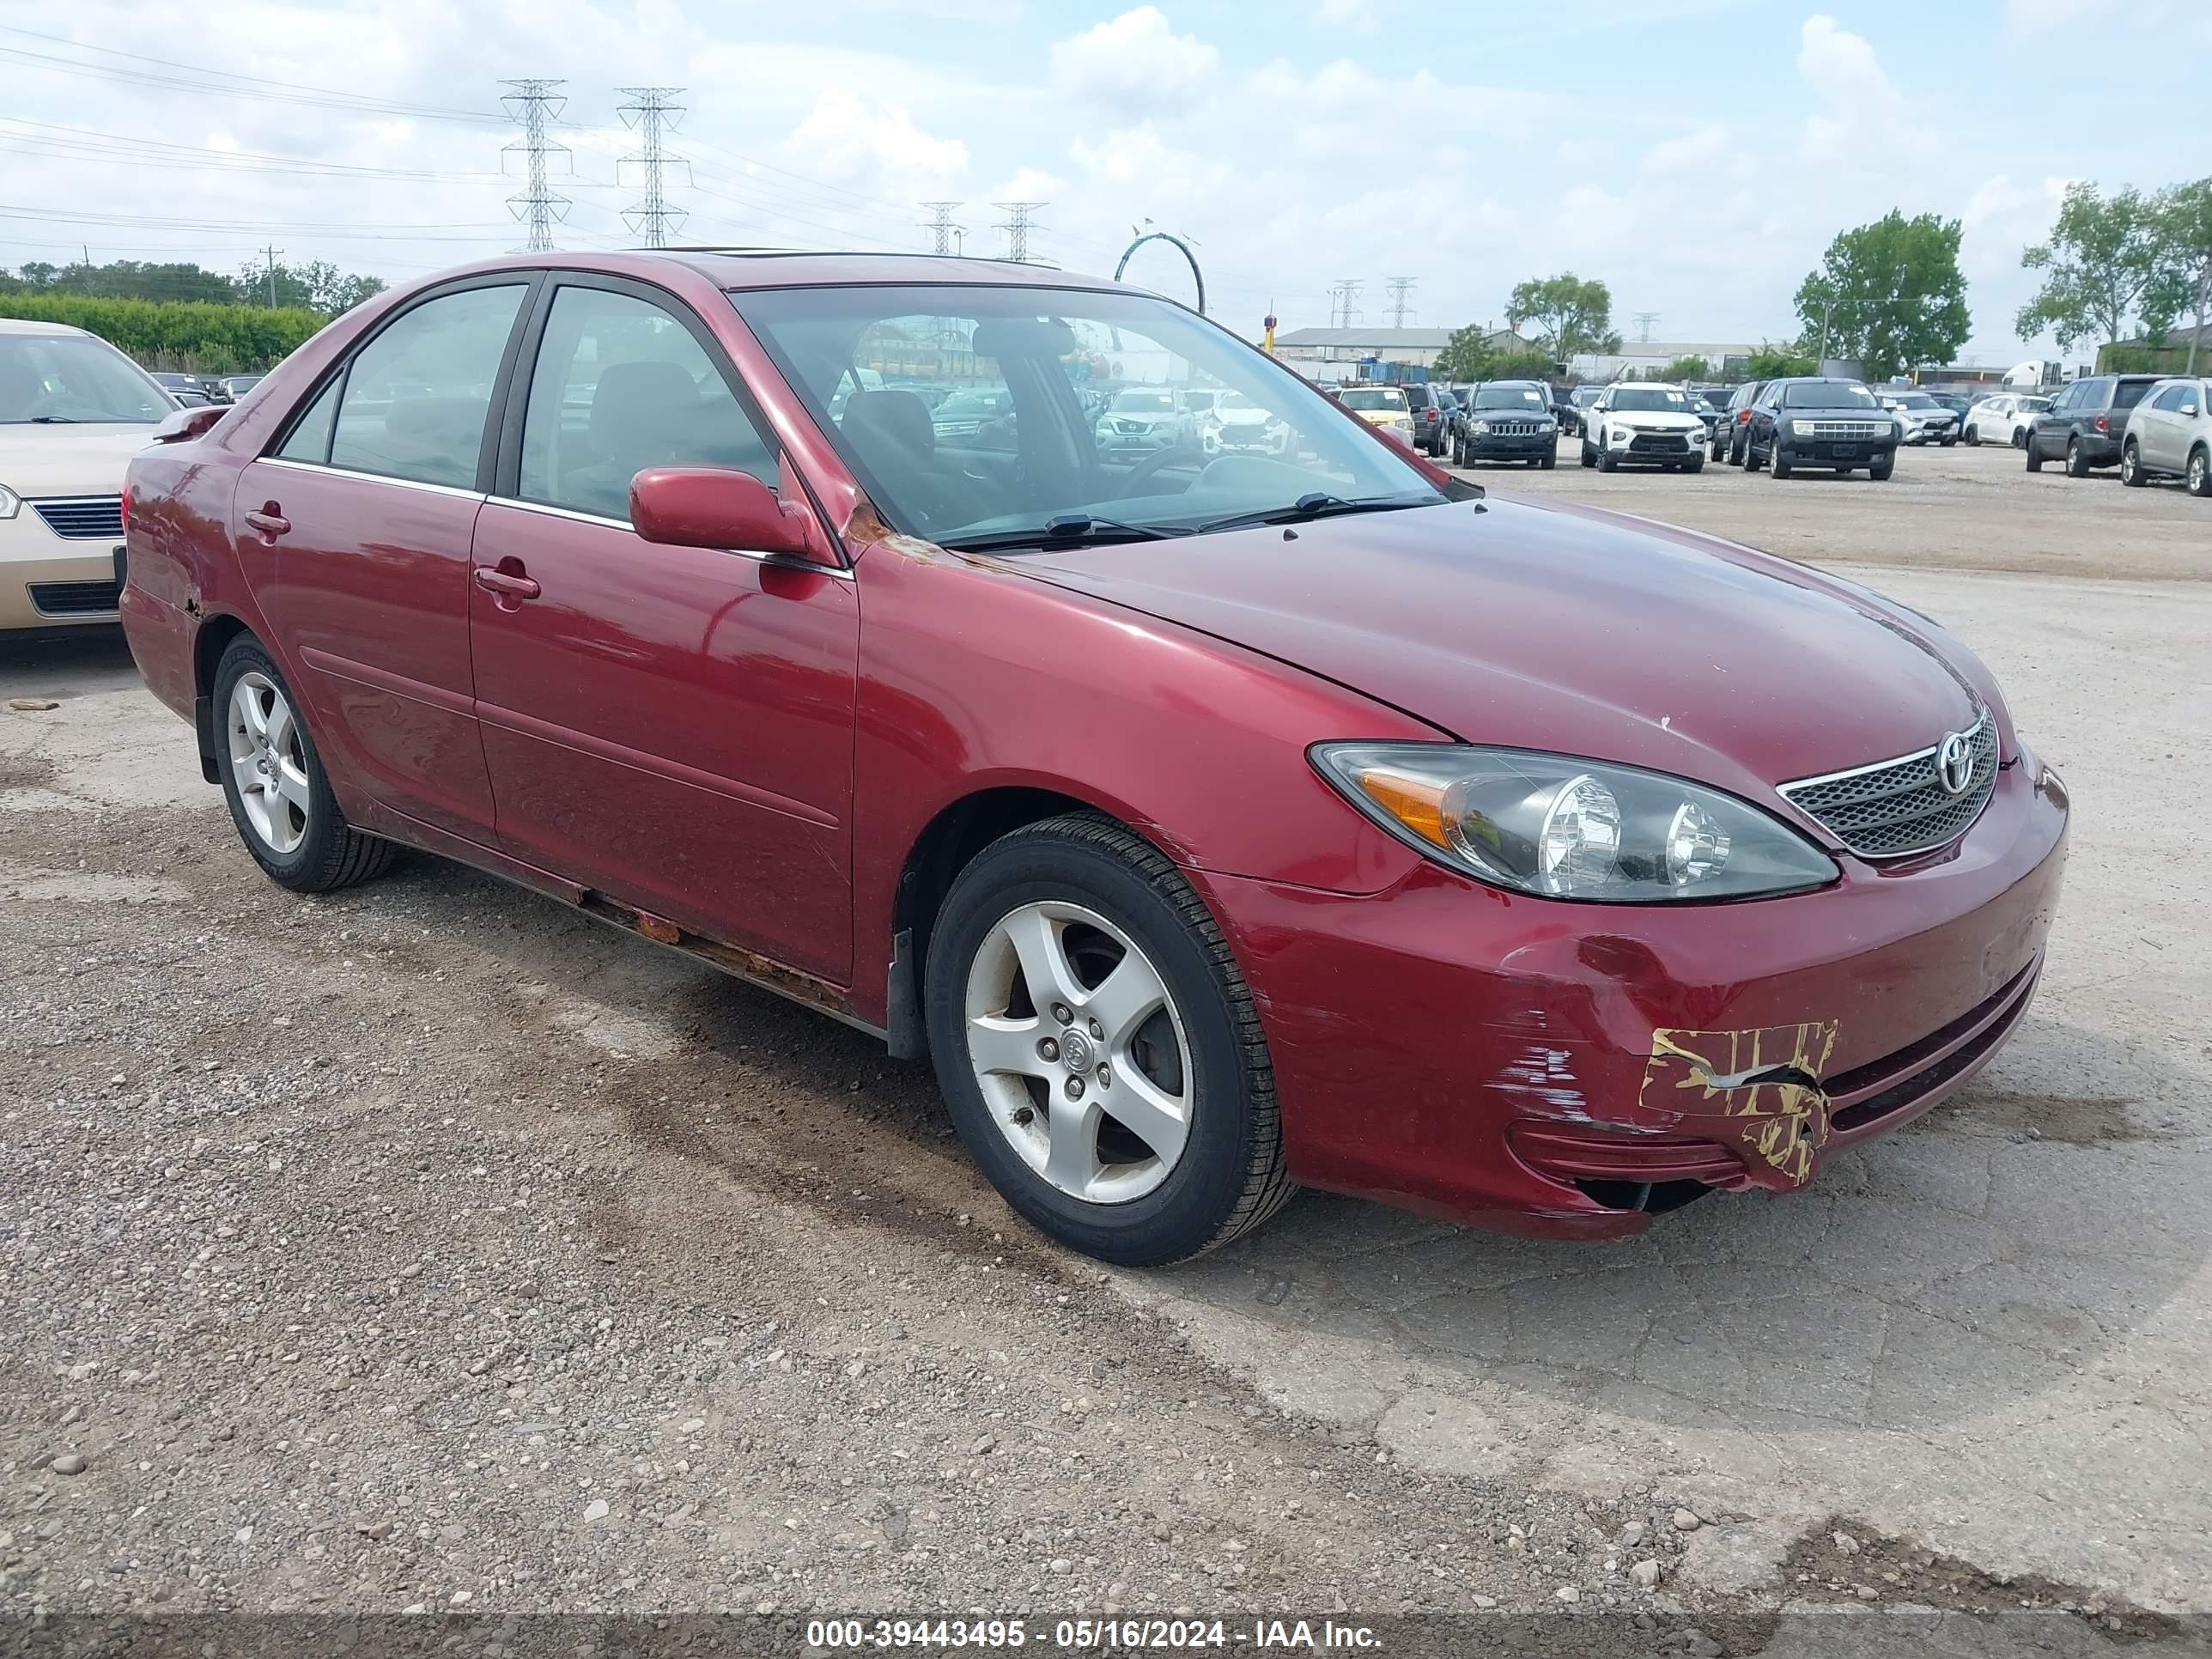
[1780,714,1999,859]
[29,495,125,539]
[27,580,123,617]
[1484,420,1545,437]
[1629,433,1690,453]
[1828,959,2038,1133]
[1799,420,1887,440]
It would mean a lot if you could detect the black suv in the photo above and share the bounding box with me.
[1450,380,1559,468]
[1742,378,1900,480]
[2024,374,2161,477]
[1711,380,1769,464]
[1401,382,1453,457]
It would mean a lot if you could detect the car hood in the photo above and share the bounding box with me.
[1607,410,1704,428]
[1006,496,1990,801]
[0,423,161,495]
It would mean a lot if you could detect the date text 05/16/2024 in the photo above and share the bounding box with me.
[802,1618,1381,1649]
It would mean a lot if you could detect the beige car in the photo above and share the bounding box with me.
[3,319,173,632]
[2120,375,2211,498]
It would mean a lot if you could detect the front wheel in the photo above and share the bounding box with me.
[2121,440,2145,486]
[1770,443,1794,479]
[1965,424,1980,446]
[1683,453,1705,473]
[212,636,396,894]
[1596,443,1618,472]
[2025,434,2044,471]
[1868,453,1894,481]
[1539,450,1557,471]
[925,814,1292,1267]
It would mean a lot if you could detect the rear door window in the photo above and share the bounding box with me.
[2112,380,2154,412]
[330,283,527,489]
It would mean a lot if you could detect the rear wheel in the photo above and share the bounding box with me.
[2188,446,2210,499]
[212,636,396,894]
[1580,436,1596,467]
[1965,423,1980,446]
[2065,436,2090,477]
[2121,440,2145,486]
[925,814,1291,1267]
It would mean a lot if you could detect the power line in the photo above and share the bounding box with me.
[1632,311,1660,343]
[1385,276,1415,328]
[617,87,689,249]
[919,201,964,256]
[1328,278,1364,330]
[500,79,571,252]
[994,201,1046,264]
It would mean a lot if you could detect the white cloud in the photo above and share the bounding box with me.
[1641,124,1732,176]
[1048,8,1219,112]
[1796,14,1925,168]
[1312,0,1377,30]
[776,90,966,191]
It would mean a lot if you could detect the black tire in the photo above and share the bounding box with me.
[2065,436,2089,477]
[1868,453,1893,481]
[2013,427,2027,450]
[923,813,1292,1267]
[1742,431,1762,471]
[2121,440,2145,487]
[1684,453,1705,474]
[1964,424,1979,446]
[211,635,396,894]
[1939,434,1957,447]
[1538,450,1556,471]
[2025,433,2044,471]
[1596,443,1618,472]
[2188,446,2211,499]
[1580,439,1596,468]
[1770,442,1794,479]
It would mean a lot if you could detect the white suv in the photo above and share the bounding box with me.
[3,319,174,633]
[1578,382,1707,473]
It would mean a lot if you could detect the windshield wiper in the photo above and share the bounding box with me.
[939,512,1185,553]
[22,415,85,423]
[1191,492,1434,536]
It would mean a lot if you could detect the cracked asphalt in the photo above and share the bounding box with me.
[3,440,2209,1644]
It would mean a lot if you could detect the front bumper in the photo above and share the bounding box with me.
[3,526,125,631]
[1607,429,1699,461]
[1462,430,1557,459]
[1201,754,2069,1238]
[1778,437,1895,465]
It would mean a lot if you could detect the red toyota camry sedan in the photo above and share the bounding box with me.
[119,252,2069,1266]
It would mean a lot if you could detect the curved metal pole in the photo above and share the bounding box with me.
[1115,231,1206,316]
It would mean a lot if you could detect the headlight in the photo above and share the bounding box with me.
[1790,418,1816,436]
[0,483,18,520]
[1391,417,1413,434]
[1473,419,1492,434]
[1311,744,1838,902]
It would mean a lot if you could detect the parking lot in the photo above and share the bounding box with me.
[4,443,2209,1639]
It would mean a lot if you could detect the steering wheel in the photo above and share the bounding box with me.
[1111,442,1200,499]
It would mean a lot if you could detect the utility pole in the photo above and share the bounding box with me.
[994,201,1045,263]
[2187,247,2210,376]
[920,201,964,256]
[1385,276,1415,328]
[500,78,571,252]
[1329,278,1364,330]
[617,86,689,249]
[262,245,283,307]
[1632,311,1659,344]
[1815,295,1838,365]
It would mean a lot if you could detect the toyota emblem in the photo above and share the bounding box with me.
[1936,731,1974,796]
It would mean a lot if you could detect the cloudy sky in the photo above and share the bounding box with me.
[3,0,2205,362]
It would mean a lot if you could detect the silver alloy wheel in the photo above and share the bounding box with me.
[963,900,1193,1205]
[2192,450,2209,495]
[227,672,310,855]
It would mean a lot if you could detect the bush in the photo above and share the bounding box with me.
[0,294,328,374]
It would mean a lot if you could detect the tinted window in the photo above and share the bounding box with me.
[517,285,775,523]
[1781,381,1878,409]
[331,284,526,488]
[276,377,341,463]
[1612,386,1687,411]
[1474,384,1548,409]
[2151,383,2189,412]
[0,332,169,425]
[2112,380,2154,411]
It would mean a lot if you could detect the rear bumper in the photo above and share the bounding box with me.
[1200,757,2069,1239]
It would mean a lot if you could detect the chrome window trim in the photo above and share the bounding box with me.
[257,455,489,502]
[483,494,856,580]
[1779,711,1990,795]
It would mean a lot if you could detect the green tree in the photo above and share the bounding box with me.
[1744,345,1819,380]
[1656,355,1711,382]
[235,258,386,316]
[1505,273,1621,362]
[2015,183,2174,353]
[2149,178,2212,374]
[1795,210,1969,381]
[1432,324,1498,383]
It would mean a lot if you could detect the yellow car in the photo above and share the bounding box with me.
[1334,384,1416,447]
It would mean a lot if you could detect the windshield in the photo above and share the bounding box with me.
[1892,392,1936,408]
[1474,384,1548,409]
[732,283,1443,545]
[1571,386,1602,405]
[2020,396,2051,411]
[1337,387,1407,411]
[1781,381,1880,409]
[935,388,1011,419]
[1610,386,1688,412]
[1,333,170,424]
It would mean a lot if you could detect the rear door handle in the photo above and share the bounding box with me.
[243,505,290,539]
[474,566,541,601]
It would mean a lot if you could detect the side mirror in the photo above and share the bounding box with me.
[629,466,820,562]
[152,404,225,444]
[2183,401,2201,417]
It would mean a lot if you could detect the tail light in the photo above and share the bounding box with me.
[2094,415,2110,432]
[1736,409,1751,424]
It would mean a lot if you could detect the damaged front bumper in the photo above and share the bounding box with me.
[1198,756,2069,1238]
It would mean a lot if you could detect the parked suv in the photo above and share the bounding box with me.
[1711,380,1769,465]
[1450,380,1558,468]
[2120,376,2211,497]
[1400,381,1452,457]
[2024,374,2160,477]
[1579,383,1705,472]
[1963,392,2050,448]
[1742,378,1901,480]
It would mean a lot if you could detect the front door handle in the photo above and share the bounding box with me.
[243,504,290,540]
[474,562,541,602]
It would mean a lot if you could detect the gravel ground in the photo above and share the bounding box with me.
[4,454,2209,1649]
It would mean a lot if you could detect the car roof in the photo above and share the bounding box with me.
[424,248,1131,298]
[0,317,94,338]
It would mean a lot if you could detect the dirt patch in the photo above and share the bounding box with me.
[1950,1089,2148,1145]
